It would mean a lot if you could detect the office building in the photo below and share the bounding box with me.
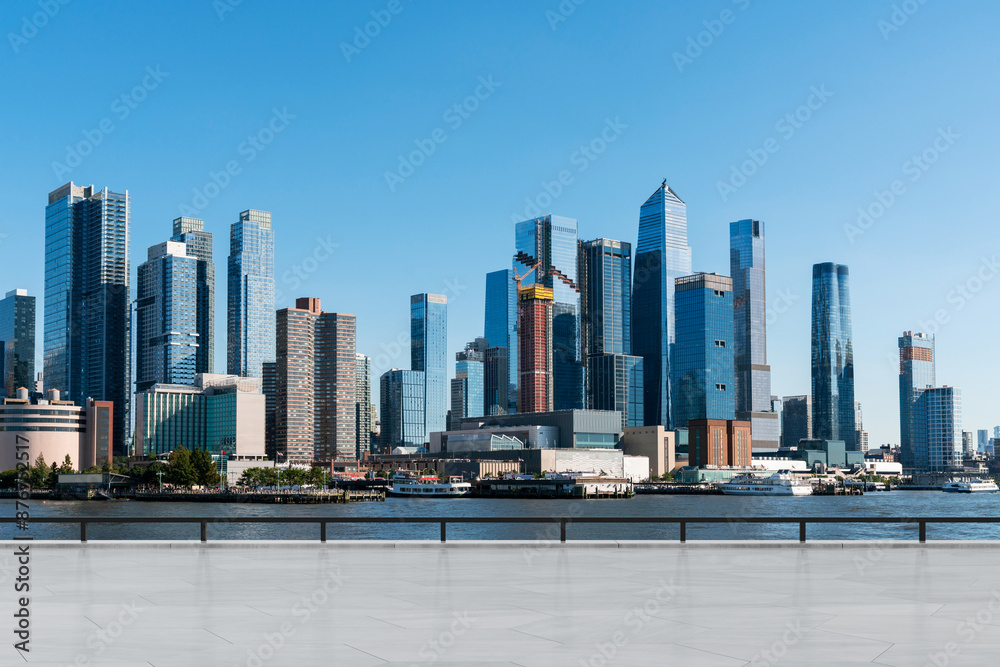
[898,331,935,468]
[227,209,274,378]
[588,354,643,429]
[380,369,426,451]
[978,429,989,453]
[171,217,214,375]
[515,214,584,410]
[411,293,447,440]
[673,273,735,428]
[914,386,962,472]
[0,289,35,397]
[771,395,783,445]
[451,339,485,423]
[730,220,779,449]
[963,431,975,458]
[632,181,692,429]
[274,298,357,465]
[262,361,276,460]
[454,409,622,450]
[688,419,752,468]
[781,395,812,448]
[135,241,200,391]
[811,262,856,449]
[44,182,131,455]
[356,354,372,459]
[854,401,869,453]
[484,345,510,416]
[518,285,554,413]
[484,269,517,413]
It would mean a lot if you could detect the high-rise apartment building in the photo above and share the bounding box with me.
[729,219,779,449]
[380,369,425,451]
[274,298,356,465]
[451,339,485,423]
[517,285,554,413]
[171,217,214,375]
[781,395,812,448]
[0,289,35,397]
[962,431,974,458]
[355,354,372,459]
[978,429,989,453]
[914,386,962,472]
[44,182,131,455]
[484,269,517,413]
[411,293,447,441]
[633,181,692,429]
[514,215,584,410]
[135,241,200,391]
[898,331,935,468]
[811,262,856,449]
[228,209,274,378]
[673,273,735,427]
[854,401,869,453]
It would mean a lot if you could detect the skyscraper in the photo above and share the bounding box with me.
[517,285,553,413]
[451,339,485,423]
[962,431,974,458]
[411,293,447,440]
[580,238,643,428]
[44,182,131,455]
[135,241,200,391]
[781,395,812,447]
[171,217,214,375]
[514,215,584,410]
[978,429,989,453]
[632,181,692,428]
[484,346,510,416]
[729,219,779,449]
[673,273,735,427]
[484,269,517,413]
[898,331,935,468]
[380,369,425,451]
[355,353,372,459]
[274,298,356,464]
[811,262,856,449]
[0,289,35,397]
[854,400,869,453]
[228,209,274,378]
[914,386,962,472]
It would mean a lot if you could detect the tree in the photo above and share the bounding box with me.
[29,454,49,489]
[167,447,196,487]
[0,469,18,489]
[191,448,221,487]
[58,454,75,475]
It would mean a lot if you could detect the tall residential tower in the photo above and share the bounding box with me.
[171,217,214,375]
[811,262,856,449]
[411,293,447,440]
[228,209,274,378]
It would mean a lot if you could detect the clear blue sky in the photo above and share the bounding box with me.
[2,0,998,446]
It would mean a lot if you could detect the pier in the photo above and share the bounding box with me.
[128,489,385,503]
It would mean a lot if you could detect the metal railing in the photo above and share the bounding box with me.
[3,516,1000,543]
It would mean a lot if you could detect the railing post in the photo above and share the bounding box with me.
[919,521,926,543]
[320,521,327,543]
[440,521,446,543]
[560,519,566,543]
[680,521,686,543]
[201,521,208,543]
[80,521,87,543]
[799,522,806,543]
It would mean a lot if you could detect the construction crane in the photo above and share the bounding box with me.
[513,260,542,293]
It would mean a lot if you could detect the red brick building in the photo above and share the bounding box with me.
[688,419,752,468]
[517,285,553,413]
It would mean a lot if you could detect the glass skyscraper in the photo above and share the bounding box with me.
[811,262,856,449]
[227,209,274,378]
[898,331,935,468]
[451,339,485,423]
[514,214,584,411]
[729,219,779,449]
[411,293,447,440]
[484,269,517,413]
[914,386,962,472]
[588,354,643,429]
[171,217,214,375]
[632,182,692,428]
[0,289,35,397]
[672,273,735,426]
[44,182,131,455]
[781,395,812,448]
[380,369,426,451]
[135,241,200,391]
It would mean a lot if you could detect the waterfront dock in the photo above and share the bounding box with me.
[128,489,385,503]
[473,477,634,499]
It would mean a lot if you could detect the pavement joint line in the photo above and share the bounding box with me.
[8,540,1000,549]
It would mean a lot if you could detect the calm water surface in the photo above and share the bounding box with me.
[3,492,999,541]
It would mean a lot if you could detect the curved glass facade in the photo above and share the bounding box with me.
[811,263,856,449]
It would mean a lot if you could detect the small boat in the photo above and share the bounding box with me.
[388,474,472,498]
[93,490,113,501]
[941,480,999,493]
[719,471,813,496]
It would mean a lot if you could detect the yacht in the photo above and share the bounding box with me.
[941,480,999,493]
[719,471,813,496]
[388,474,472,498]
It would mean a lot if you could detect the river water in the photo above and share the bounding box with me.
[3,491,999,541]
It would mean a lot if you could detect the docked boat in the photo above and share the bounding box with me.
[719,471,813,496]
[388,475,472,498]
[941,480,999,493]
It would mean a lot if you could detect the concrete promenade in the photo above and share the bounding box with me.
[3,541,1000,665]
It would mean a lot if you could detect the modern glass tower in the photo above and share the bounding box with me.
[729,219,779,449]
[411,293,447,440]
[171,217,214,375]
[781,395,812,447]
[0,289,35,397]
[632,181,692,428]
[672,273,735,426]
[514,215,584,411]
[227,209,274,378]
[380,369,426,451]
[135,241,200,391]
[44,182,131,455]
[898,331,935,468]
[484,269,518,413]
[914,386,962,472]
[451,339,485,423]
[811,262,856,449]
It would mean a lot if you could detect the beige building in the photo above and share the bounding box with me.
[621,426,676,478]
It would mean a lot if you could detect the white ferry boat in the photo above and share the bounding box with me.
[719,471,813,496]
[941,480,999,493]
[388,475,472,498]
